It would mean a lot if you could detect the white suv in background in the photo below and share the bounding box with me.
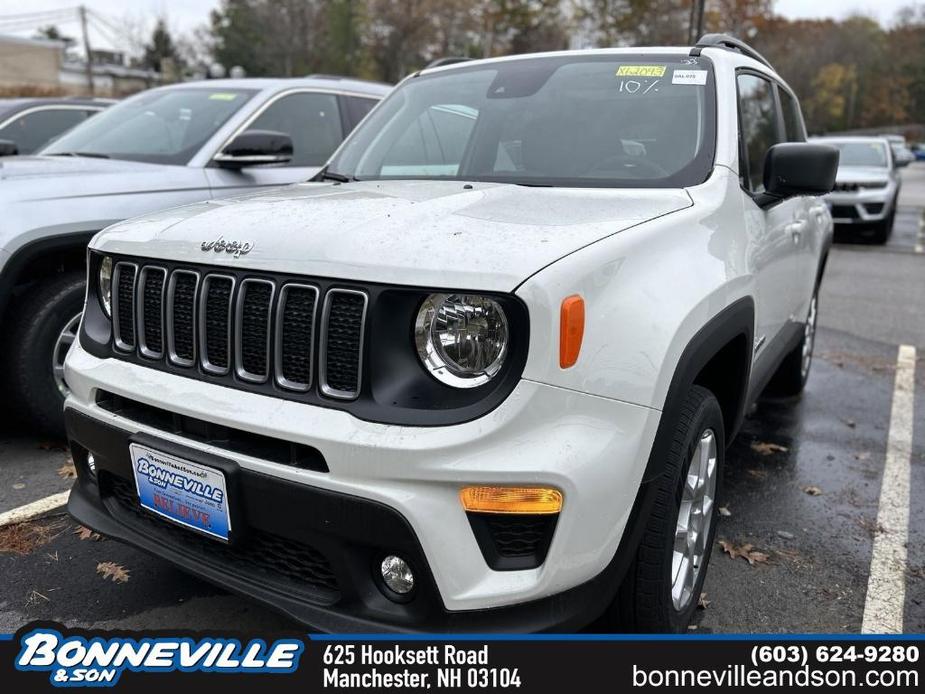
[64,35,836,633]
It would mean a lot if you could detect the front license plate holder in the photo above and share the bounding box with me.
[129,438,240,543]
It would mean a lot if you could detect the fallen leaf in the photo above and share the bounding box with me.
[57,462,77,480]
[698,592,711,609]
[719,539,770,566]
[751,441,789,456]
[718,506,731,517]
[73,526,101,542]
[38,441,68,451]
[96,562,130,584]
[747,468,769,480]
[803,485,823,496]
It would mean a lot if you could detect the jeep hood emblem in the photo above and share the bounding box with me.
[201,237,254,258]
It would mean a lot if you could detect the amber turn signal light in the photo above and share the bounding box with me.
[559,295,585,368]
[460,486,563,515]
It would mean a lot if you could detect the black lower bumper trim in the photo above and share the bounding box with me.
[66,407,625,632]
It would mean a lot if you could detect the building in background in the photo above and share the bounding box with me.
[0,34,161,97]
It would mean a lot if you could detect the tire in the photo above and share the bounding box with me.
[871,206,895,244]
[765,286,819,397]
[607,385,725,632]
[7,271,85,437]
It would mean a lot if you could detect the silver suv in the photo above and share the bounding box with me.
[815,136,904,243]
[0,76,389,434]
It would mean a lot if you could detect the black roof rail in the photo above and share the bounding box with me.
[690,33,771,68]
[425,57,472,69]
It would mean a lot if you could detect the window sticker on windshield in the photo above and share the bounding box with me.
[616,65,666,77]
[672,69,708,85]
[208,93,238,101]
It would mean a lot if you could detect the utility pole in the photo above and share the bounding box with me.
[695,0,706,42]
[78,5,94,96]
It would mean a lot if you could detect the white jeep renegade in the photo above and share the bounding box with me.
[64,35,837,633]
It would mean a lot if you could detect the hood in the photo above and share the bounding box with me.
[835,165,891,184]
[0,155,189,198]
[93,180,692,291]
[0,155,158,180]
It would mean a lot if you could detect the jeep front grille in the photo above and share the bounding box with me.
[110,262,367,400]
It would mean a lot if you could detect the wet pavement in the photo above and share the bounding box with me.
[1,173,923,634]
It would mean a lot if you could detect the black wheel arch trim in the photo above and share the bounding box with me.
[641,296,754,483]
[0,232,96,321]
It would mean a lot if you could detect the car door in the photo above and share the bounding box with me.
[205,90,346,197]
[737,71,803,363]
[777,84,823,321]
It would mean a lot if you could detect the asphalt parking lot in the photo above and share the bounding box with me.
[1,172,923,635]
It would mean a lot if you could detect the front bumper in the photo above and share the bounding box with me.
[823,185,897,224]
[64,340,660,631]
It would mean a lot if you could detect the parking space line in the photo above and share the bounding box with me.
[917,213,924,253]
[861,345,917,634]
[0,490,70,528]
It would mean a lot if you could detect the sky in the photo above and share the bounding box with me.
[0,0,917,55]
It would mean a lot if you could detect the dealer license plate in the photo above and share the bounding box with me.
[129,443,231,541]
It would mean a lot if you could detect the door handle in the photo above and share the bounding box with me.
[787,220,807,244]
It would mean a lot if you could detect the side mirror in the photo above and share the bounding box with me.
[758,142,839,206]
[0,139,19,156]
[896,151,913,168]
[213,129,293,168]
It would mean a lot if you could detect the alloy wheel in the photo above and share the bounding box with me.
[52,312,82,398]
[671,428,718,611]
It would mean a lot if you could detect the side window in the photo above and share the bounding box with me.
[380,104,477,176]
[343,96,378,130]
[737,74,781,193]
[0,108,93,154]
[778,88,806,142]
[247,92,343,166]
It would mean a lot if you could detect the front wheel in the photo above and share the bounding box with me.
[607,385,725,632]
[7,271,85,436]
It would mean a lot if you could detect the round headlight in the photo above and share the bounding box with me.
[415,293,508,388]
[98,255,113,318]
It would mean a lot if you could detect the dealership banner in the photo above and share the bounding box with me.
[3,623,922,691]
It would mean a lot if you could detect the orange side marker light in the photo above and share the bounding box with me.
[559,295,585,368]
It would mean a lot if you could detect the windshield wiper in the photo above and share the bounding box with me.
[313,167,353,183]
[49,151,110,159]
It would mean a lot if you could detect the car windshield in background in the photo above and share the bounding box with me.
[40,87,256,165]
[829,141,889,168]
[327,55,716,188]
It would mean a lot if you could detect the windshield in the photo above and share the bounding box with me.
[40,87,257,165]
[326,54,716,188]
[829,141,889,168]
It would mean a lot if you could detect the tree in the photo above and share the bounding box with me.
[141,19,183,74]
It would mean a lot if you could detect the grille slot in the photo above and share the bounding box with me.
[167,270,199,366]
[112,263,137,351]
[137,267,166,359]
[199,275,235,375]
[319,289,367,400]
[235,279,275,383]
[275,284,318,391]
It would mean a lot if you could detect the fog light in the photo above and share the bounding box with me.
[380,555,414,595]
[86,453,97,476]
